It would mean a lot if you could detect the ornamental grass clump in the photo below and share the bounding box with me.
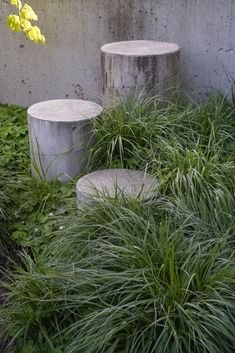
[0,197,234,353]
[93,93,235,235]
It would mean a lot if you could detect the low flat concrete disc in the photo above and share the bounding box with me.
[76,169,157,203]
[101,40,180,56]
[28,99,103,122]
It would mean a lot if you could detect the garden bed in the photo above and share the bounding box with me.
[0,94,234,353]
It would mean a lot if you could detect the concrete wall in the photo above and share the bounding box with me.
[0,0,234,107]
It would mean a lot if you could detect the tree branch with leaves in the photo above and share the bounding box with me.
[6,0,45,45]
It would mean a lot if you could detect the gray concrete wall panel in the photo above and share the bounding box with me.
[0,0,234,106]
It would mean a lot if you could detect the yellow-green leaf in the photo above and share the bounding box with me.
[26,25,45,45]
[20,18,32,32]
[7,2,46,45]
[10,0,22,11]
[20,4,38,21]
[6,15,22,32]
[40,35,46,46]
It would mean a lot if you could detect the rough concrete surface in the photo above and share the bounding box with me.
[76,168,157,204]
[101,40,180,103]
[0,0,234,106]
[101,40,180,56]
[28,99,103,181]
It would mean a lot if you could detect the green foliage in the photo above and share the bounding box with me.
[4,174,74,247]
[93,94,235,235]
[0,104,29,172]
[0,104,29,266]
[93,94,235,171]
[0,94,235,353]
[0,104,74,248]
[0,198,235,353]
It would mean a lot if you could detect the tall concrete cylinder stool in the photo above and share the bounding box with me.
[101,40,180,105]
[76,169,157,205]
[28,99,103,182]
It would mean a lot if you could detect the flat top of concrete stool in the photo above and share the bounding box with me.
[28,99,103,122]
[76,169,157,201]
[101,40,180,57]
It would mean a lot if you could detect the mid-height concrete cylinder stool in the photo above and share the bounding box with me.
[28,99,103,182]
[76,169,157,205]
[101,40,180,105]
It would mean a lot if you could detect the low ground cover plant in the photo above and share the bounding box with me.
[0,93,234,353]
[0,104,29,172]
